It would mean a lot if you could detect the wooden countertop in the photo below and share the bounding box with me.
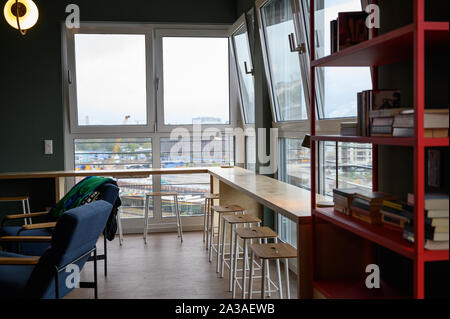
[0,167,209,179]
[209,167,329,222]
[0,166,329,222]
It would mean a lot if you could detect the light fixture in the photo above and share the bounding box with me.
[3,0,39,35]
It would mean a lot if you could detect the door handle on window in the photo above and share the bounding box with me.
[244,61,254,75]
[288,33,306,54]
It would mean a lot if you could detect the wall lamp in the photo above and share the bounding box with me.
[3,0,39,35]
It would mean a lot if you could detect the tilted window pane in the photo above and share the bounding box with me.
[260,0,308,122]
[74,34,147,126]
[74,138,153,218]
[162,37,230,125]
[232,25,255,124]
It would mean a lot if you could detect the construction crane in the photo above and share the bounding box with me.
[110,115,131,164]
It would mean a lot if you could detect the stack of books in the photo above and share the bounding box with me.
[393,109,449,137]
[340,122,358,136]
[357,89,403,137]
[404,194,449,250]
[333,188,361,215]
[350,190,398,225]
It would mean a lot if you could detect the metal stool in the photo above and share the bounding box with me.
[220,214,262,291]
[248,243,297,299]
[144,192,183,244]
[232,226,279,299]
[208,205,245,272]
[0,196,31,225]
[203,193,219,248]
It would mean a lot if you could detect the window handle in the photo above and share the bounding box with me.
[288,33,306,54]
[244,61,254,75]
[155,77,160,91]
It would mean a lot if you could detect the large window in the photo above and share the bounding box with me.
[231,15,255,124]
[74,34,148,126]
[156,30,231,127]
[258,0,308,122]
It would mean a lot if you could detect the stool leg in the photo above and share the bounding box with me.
[261,258,266,299]
[228,224,235,292]
[117,208,124,246]
[203,199,207,243]
[232,232,239,299]
[22,200,28,225]
[264,238,271,297]
[275,238,283,299]
[220,221,227,278]
[177,195,183,242]
[248,251,255,299]
[216,215,222,273]
[285,258,290,299]
[209,210,215,262]
[143,195,149,244]
[241,239,248,299]
[25,199,32,225]
[205,199,210,249]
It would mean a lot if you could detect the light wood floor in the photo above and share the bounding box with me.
[66,232,298,299]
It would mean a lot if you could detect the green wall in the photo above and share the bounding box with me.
[0,0,238,173]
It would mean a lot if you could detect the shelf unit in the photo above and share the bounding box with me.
[309,0,449,299]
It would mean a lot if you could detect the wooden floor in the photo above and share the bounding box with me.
[66,232,298,299]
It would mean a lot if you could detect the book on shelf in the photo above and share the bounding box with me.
[407,193,449,211]
[425,240,449,251]
[330,19,338,54]
[404,222,449,242]
[349,191,398,224]
[392,109,449,137]
[340,121,358,136]
[333,188,360,215]
[356,90,403,137]
[338,11,369,51]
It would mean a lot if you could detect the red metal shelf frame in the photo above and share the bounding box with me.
[309,0,449,300]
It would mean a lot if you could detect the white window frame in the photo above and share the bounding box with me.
[64,23,156,134]
[154,27,237,132]
[63,22,236,233]
[255,0,311,131]
[230,14,256,126]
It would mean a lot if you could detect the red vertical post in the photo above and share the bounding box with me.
[413,0,425,299]
[372,63,378,192]
[309,0,317,298]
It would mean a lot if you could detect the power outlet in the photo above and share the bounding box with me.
[44,140,53,155]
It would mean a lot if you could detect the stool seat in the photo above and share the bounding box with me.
[235,227,278,239]
[0,196,30,202]
[146,192,178,197]
[250,243,297,260]
[212,205,245,213]
[205,193,220,200]
[222,214,261,224]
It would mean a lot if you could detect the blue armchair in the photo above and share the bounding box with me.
[0,181,120,276]
[0,200,112,299]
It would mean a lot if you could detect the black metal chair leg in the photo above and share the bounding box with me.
[103,232,107,277]
[54,267,60,299]
[94,248,98,299]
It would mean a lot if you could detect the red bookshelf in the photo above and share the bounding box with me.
[309,0,449,299]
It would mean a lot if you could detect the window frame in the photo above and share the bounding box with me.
[229,14,256,126]
[65,23,156,134]
[154,27,237,132]
[255,0,312,129]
